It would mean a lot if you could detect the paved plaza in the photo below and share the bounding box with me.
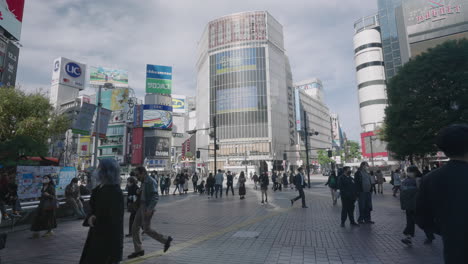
[1,176,443,264]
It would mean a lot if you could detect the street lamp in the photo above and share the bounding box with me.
[303,110,319,188]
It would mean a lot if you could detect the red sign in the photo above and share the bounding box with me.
[131,128,144,165]
[360,131,389,158]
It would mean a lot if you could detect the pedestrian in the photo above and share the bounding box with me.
[192,172,199,193]
[325,170,339,205]
[5,181,21,216]
[272,171,278,191]
[80,159,124,264]
[197,180,206,194]
[290,167,307,208]
[259,172,269,204]
[30,175,58,238]
[225,171,235,196]
[0,174,9,221]
[125,176,139,238]
[375,170,385,194]
[183,171,189,194]
[158,174,166,195]
[252,172,259,190]
[282,172,289,189]
[337,166,359,227]
[65,178,86,219]
[238,171,246,200]
[422,166,430,176]
[164,174,171,195]
[391,169,402,197]
[354,162,374,224]
[128,166,173,259]
[414,170,435,244]
[289,172,295,190]
[206,173,215,198]
[172,174,180,195]
[214,170,224,198]
[370,171,377,194]
[416,125,468,263]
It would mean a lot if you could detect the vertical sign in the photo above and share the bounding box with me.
[146,64,172,94]
[287,86,296,146]
[131,128,144,164]
[1,41,19,87]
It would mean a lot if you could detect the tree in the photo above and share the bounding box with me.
[345,140,361,162]
[317,150,333,166]
[384,39,468,160]
[0,88,70,164]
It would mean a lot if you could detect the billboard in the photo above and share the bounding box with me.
[0,0,25,40]
[133,104,143,127]
[144,136,170,157]
[361,131,388,159]
[1,41,19,87]
[78,136,91,156]
[126,97,137,123]
[216,86,258,113]
[51,57,86,90]
[215,48,257,74]
[94,108,112,138]
[131,128,144,165]
[143,104,173,129]
[331,114,341,148]
[16,166,76,199]
[172,94,186,114]
[89,66,128,87]
[100,88,130,111]
[71,103,96,135]
[146,64,172,94]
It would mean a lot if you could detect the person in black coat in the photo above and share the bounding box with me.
[80,159,124,264]
[416,124,468,263]
[125,176,139,237]
[290,167,307,208]
[337,167,359,227]
[30,175,58,238]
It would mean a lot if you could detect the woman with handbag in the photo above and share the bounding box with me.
[30,175,58,238]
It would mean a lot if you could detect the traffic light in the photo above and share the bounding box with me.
[283,153,287,161]
[215,144,219,150]
[196,150,201,159]
[327,150,333,158]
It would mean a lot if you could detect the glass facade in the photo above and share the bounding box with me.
[378,0,403,79]
[209,46,268,140]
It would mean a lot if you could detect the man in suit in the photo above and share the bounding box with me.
[337,166,359,227]
[290,167,308,208]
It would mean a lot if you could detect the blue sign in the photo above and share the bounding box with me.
[143,104,173,111]
[65,62,82,78]
[146,65,172,80]
[215,48,257,74]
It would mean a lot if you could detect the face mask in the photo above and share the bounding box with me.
[43,178,50,184]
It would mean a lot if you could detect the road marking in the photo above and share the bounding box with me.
[123,207,291,264]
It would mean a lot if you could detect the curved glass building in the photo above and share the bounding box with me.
[196,11,298,172]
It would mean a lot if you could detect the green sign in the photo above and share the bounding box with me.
[146,78,172,94]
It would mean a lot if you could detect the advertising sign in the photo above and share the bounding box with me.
[1,41,19,87]
[126,97,136,123]
[331,114,341,148]
[89,66,129,87]
[172,94,186,114]
[55,167,77,196]
[146,159,167,169]
[100,88,130,111]
[216,86,258,113]
[16,166,76,199]
[0,0,25,40]
[287,86,296,146]
[131,128,144,165]
[146,64,172,94]
[133,105,143,127]
[295,88,302,131]
[144,136,170,157]
[215,48,257,74]
[71,103,96,135]
[96,108,112,138]
[79,136,91,156]
[360,131,389,159]
[143,104,173,129]
[51,57,86,90]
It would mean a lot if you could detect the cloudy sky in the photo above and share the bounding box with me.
[16,0,377,141]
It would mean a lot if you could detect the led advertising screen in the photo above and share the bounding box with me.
[143,104,173,129]
[216,86,258,114]
[0,0,25,40]
[146,64,172,94]
[215,48,257,74]
[100,88,130,111]
[89,66,129,87]
[172,94,186,114]
[144,136,170,157]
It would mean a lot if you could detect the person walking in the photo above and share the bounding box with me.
[80,159,124,264]
[30,175,58,238]
[354,162,374,224]
[290,167,307,208]
[375,170,385,194]
[128,166,173,259]
[206,173,215,198]
[192,172,199,193]
[238,171,246,200]
[272,171,278,191]
[125,176,139,238]
[225,171,235,196]
[337,166,359,227]
[159,174,166,195]
[65,178,86,219]
[370,171,377,194]
[289,172,295,190]
[416,125,468,263]
[183,171,189,194]
[282,172,289,189]
[259,172,269,204]
[391,169,402,197]
[325,171,339,205]
[172,174,180,195]
[164,174,171,195]
[214,170,224,198]
[252,172,259,190]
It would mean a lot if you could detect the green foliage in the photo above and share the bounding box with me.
[0,88,70,162]
[384,39,468,159]
[345,140,361,161]
[317,150,333,166]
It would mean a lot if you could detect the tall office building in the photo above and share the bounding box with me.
[196,11,298,172]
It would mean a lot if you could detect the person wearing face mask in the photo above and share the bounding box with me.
[30,175,58,238]
[337,166,359,227]
[65,178,86,220]
[354,162,374,224]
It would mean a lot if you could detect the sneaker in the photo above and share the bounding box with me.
[164,236,173,252]
[261,200,264,204]
[128,250,145,259]
[401,237,412,246]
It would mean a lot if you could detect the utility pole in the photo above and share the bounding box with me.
[303,110,311,188]
[369,135,375,167]
[213,115,217,174]
[91,85,102,169]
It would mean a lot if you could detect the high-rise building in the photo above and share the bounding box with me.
[196,11,298,172]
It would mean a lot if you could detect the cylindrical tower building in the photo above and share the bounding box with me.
[353,14,388,133]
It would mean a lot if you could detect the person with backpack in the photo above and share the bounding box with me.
[225,171,234,196]
[325,171,339,205]
[259,172,269,204]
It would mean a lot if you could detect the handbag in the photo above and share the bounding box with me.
[43,197,59,211]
